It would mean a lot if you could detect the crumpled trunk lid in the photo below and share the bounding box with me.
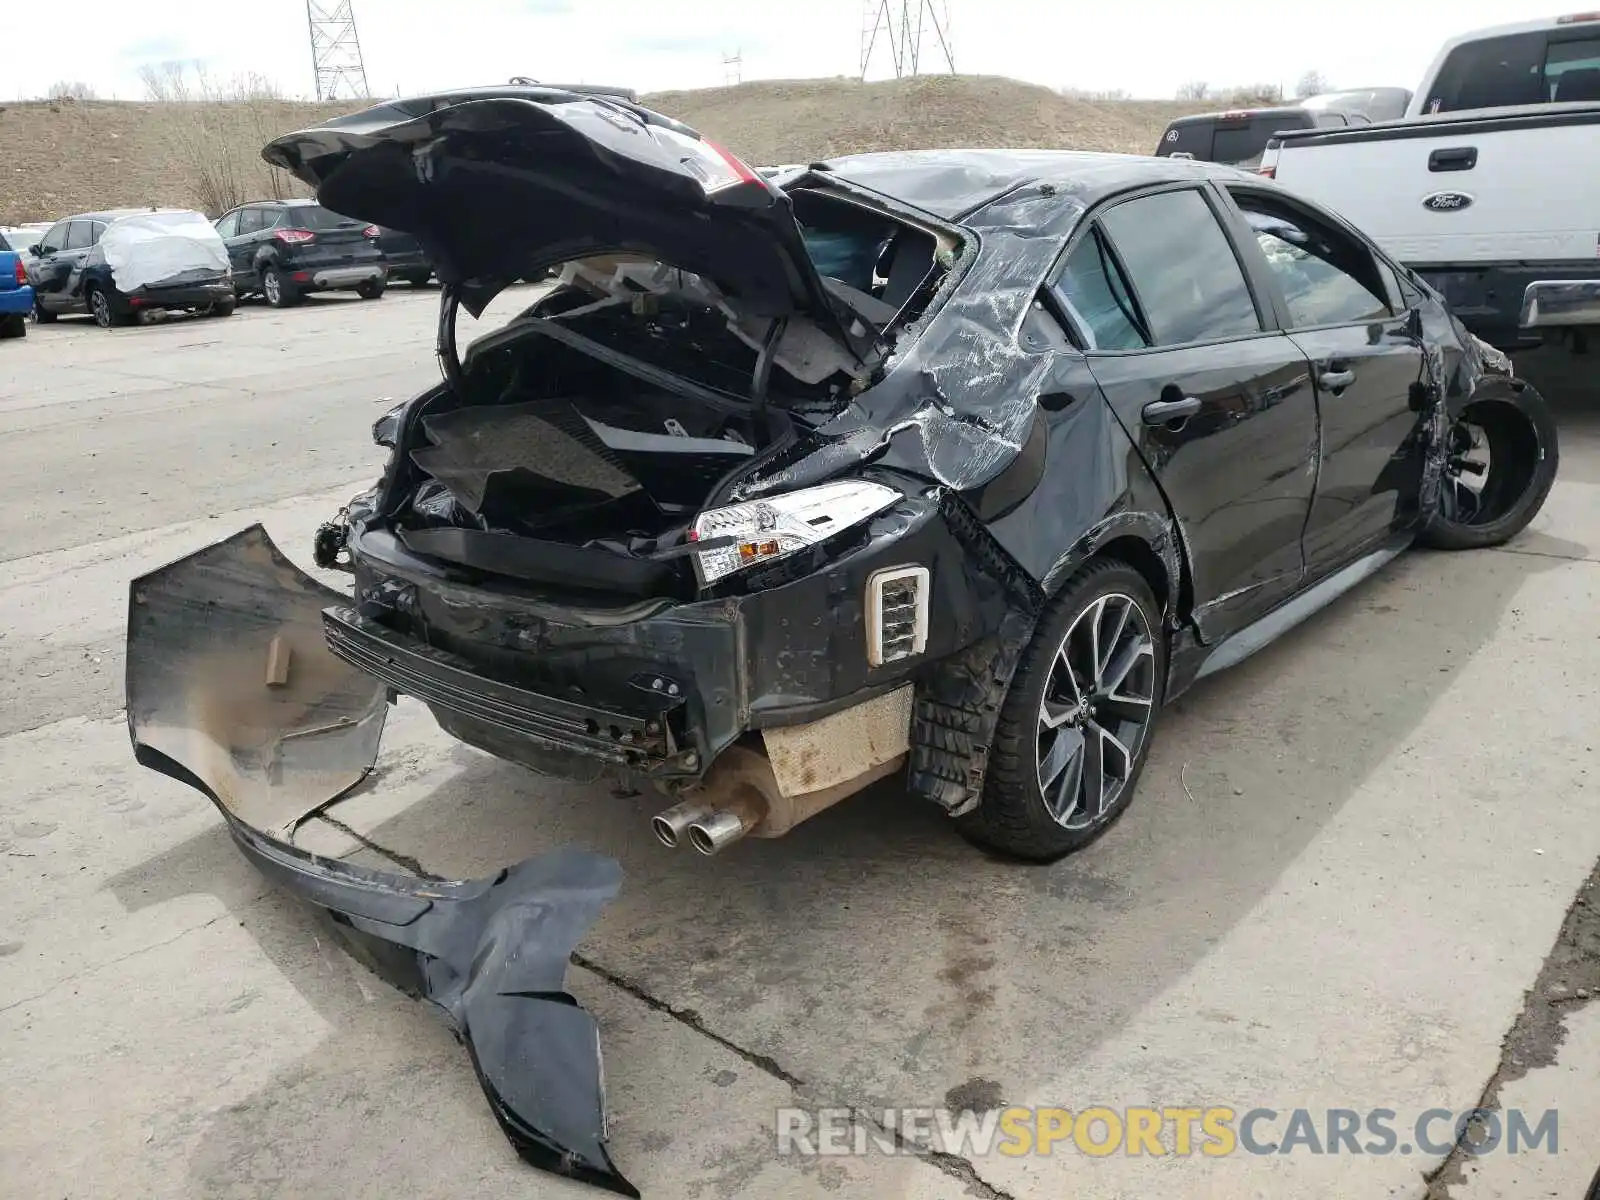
[261,87,843,328]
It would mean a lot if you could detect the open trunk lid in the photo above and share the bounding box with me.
[262,86,844,325]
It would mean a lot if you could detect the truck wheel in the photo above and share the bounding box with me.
[0,313,26,339]
[33,297,56,323]
[1419,385,1559,551]
[262,266,299,308]
[209,299,236,318]
[957,559,1165,862]
[356,278,386,300]
[403,271,432,287]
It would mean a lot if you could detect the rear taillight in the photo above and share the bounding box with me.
[13,258,25,285]
[364,225,381,238]
[1257,166,1277,178]
[274,229,316,245]
[1558,10,1600,22]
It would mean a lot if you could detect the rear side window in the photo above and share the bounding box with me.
[1231,191,1391,327]
[65,221,94,250]
[1423,30,1600,111]
[1098,189,1262,346]
[1053,230,1148,351]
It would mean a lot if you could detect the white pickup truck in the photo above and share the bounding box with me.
[1259,13,1600,353]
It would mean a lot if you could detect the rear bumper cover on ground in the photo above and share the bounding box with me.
[124,524,637,1197]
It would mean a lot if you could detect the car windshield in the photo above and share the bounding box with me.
[290,205,364,230]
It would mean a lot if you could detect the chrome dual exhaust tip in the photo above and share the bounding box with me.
[650,799,716,848]
[686,807,756,856]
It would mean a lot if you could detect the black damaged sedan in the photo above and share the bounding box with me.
[125,88,1557,1195]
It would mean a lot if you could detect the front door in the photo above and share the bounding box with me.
[30,221,73,309]
[1221,186,1430,577]
[1051,185,1319,645]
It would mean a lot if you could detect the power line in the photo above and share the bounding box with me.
[307,0,371,101]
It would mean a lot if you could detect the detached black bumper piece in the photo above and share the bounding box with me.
[124,524,637,1197]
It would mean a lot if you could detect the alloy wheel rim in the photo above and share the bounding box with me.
[265,272,281,304]
[91,292,110,326]
[1036,592,1157,830]
[1440,419,1492,525]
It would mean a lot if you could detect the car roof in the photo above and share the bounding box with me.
[59,207,198,223]
[815,149,1255,221]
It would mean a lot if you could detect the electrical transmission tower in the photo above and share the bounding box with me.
[859,0,955,80]
[307,1,371,101]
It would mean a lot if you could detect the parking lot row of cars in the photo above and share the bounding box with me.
[0,199,437,335]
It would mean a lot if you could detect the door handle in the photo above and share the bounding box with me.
[1428,146,1477,172]
[1142,395,1202,425]
[1319,369,1355,391]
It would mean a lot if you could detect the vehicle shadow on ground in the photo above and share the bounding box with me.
[106,533,1568,1195]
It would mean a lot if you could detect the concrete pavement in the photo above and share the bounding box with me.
[2,294,1595,1198]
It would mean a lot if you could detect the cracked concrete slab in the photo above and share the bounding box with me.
[2,295,1595,1199]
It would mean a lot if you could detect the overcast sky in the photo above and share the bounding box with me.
[20,0,1549,103]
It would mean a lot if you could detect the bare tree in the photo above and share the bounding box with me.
[1295,70,1331,98]
[1224,82,1284,106]
[46,81,97,101]
[1176,81,1211,102]
[135,61,306,214]
[1062,86,1132,102]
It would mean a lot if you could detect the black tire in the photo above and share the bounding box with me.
[0,313,25,339]
[1419,385,1559,551]
[356,278,386,300]
[958,559,1166,862]
[33,296,56,323]
[262,265,298,308]
[209,299,236,317]
[87,284,115,329]
[402,271,431,287]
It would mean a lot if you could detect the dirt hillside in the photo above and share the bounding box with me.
[0,75,1205,222]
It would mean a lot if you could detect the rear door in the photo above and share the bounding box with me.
[214,210,250,279]
[1220,185,1430,575]
[60,220,97,303]
[1052,184,1319,644]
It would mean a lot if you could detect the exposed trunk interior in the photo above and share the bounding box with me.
[386,188,952,599]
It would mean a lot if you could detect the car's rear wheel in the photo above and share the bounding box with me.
[958,560,1165,861]
[356,279,386,300]
[1419,387,1558,551]
[87,285,115,329]
[262,266,298,308]
[32,296,56,323]
[209,299,236,317]
[0,313,26,339]
[402,271,431,287]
